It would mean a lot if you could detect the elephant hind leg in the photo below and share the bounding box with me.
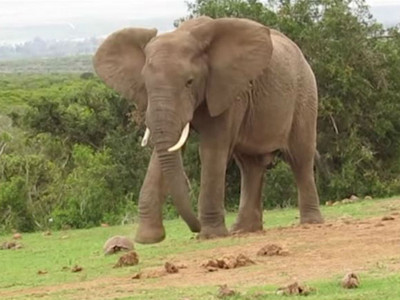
[286,121,323,224]
[230,153,272,233]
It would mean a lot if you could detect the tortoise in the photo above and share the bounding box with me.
[103,236,134,255]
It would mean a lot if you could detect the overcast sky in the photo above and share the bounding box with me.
[0,0,399,44]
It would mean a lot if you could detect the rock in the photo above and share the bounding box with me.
[341,272,360,289]
[103,236,134,255]
[325,200,333,206]
[364,195,373,200]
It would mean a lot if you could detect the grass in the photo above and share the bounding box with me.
[1,196,399,299]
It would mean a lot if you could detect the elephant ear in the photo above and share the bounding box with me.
[188,18,273,117]
[93,28,157,111]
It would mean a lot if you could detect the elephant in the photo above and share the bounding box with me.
[93,16,324,244]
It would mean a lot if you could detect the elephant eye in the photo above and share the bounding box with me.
[186,78,194,87]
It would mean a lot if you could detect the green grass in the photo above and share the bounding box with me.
[1,197,399,299]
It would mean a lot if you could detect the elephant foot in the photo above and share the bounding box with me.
[135,223,166,244]
[230,220,263,234]
[197,224,229,240]
[300,210,324,224]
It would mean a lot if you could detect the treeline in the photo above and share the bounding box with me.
[0,37,102,61]
[1,0,400,233]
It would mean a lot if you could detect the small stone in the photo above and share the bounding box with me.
[364,195,373,200]
[332,201,341,206]
[341,272,360,289]
[341,198,351,204]
[325,200,333,206]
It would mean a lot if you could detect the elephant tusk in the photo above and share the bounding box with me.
[168,123,190,152]
[141,128,150,147]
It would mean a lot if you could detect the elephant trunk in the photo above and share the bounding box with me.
[147,97,200,233]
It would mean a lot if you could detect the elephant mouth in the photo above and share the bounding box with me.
[141,123,190,152]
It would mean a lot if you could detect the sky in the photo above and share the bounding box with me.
[0,0,399,44]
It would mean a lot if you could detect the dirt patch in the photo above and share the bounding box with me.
[2,212,400,299]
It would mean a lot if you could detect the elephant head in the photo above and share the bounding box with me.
[93,17,273,233]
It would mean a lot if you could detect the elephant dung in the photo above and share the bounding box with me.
[1,241,23,250]
[341,272,360,289]
[203,253,254,271]
[164,262,179,274]
[218,284,236,298]
[277,282,315,296]
[382,215,395,221]
[113,251,139,268]
[257,244,289,256]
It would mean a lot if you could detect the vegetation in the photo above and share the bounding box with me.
[1,0,400,233]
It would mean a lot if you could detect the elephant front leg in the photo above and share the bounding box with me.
[135,150,167,244]
[198,145,230,239]
[231,153,265,233]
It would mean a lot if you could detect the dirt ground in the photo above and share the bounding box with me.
[2,212,400,299]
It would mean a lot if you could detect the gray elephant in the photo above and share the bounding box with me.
[93,16,323,244]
